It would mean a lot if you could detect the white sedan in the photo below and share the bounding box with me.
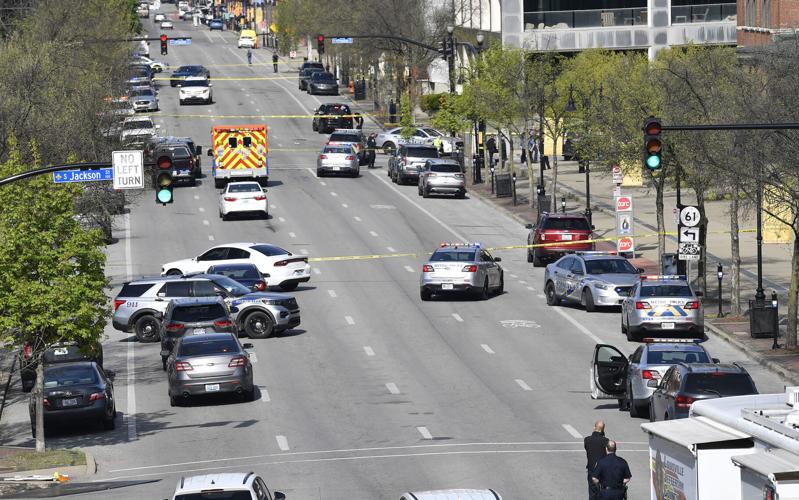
[218,182,268,220]
[375,127,461,154]
[161,20,174,29]
[154,13,165,22]
[161,243,312,291]
[133,55,168,72]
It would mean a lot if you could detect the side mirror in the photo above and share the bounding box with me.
[647,379,660,388]
[695,291,704,297]
[274,492,286,500]
[525,223,534,229]
[591,225,596,230]
[208,83,213,87]
[105,369,116,381]
[195,146,202,156]
[712,358,720,364]
[494,257,502,262]
[637,267,646,274]
[242,343,254,349]
[207,148,214,157]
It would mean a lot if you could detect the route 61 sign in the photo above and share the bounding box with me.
[679,206,701,227]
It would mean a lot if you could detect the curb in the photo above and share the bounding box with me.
[84,452,96,476]
[705,321,799,386]
[466,186,530,226]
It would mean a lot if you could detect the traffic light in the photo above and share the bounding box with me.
[643,116,663,170]
[317,35,325,56]
[154,155,173,205]
[160,34,168,56]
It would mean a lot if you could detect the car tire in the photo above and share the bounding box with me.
[456,191,466,199]
[188,177,197,187]
[383,141,395,155]
[169,395,181,407]
[162,356,168,371]
[545,281,560,306]
[496,273,504,295]
[629,385,643,418]
[420,288,432,301]
[422,187,430,198]
[214,178,225,189]
[312,122,317,132]
[165,268,182,276]
[626,321,639,342]
[353,169,360,178]
[134,315,161,343]
[316,170,324,177]
[582,288,597,312]
[243,311,275,339]
[102,408,116,430]
[243,387,255,402]
[527,250,533,263]
[179,100,184,106]
[418,184,423,196]
[532,249,545,267]
[479,278,490,300]
[279,281,299,291]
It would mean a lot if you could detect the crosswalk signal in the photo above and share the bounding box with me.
[643,116,663,171]
[154,155,174,205]
[160,34,168,55]
[317,35,325,56]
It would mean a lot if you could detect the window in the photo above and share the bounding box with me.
[683,373,757,396]
[228,183,261,193]
[171,304,227,322]
[243,137,252,148]
[226,248,251,259]
[406,147,439,158]
[192,280,217,297]
[198,247,229,261]
[162,282,192,297]
[585,259,638,275]
[251,244,289,257]
[540,217,591,230]
[646,350,710,364]
[430,163,461,173]
[228,137,238,148]
[558,257,574,270]
[178,338,238,357]
[119,283,152,297]
[430,250,476,262]
[630,346,643,364]
[570,259,585,274]
[763,0,770,28]
[44,365,99,388]
[640,285,692,297]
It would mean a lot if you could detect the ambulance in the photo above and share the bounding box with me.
[208,124,269,188]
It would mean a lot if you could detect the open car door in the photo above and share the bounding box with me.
[590,344,628,399]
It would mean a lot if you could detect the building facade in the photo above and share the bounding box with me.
[737,0,799,46]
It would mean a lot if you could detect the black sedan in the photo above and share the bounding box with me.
[170,65,211,87]
[307,72,338,95]
[206,264,268,292]
[19,341,103,393]
[29,361,116,437]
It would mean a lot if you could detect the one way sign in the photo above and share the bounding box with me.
[679,226,700,244]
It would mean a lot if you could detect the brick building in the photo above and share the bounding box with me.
[738,0,799,46]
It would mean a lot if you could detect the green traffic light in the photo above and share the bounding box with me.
[646,155,661,169]
[157,189,173,204]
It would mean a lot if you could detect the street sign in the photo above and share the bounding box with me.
[112,150,144,190]
[615,196,633,212]
[168,38,192,46]
[679,226,700,244]
[617,213,633,236]
[679,206,701,227]
[678,242,701,260]
[617,236,635,253]
[612,165,623,184]
[53,168,113,184]
[613,185,622,197]
[331,37,353,44]
[289,50,297,59]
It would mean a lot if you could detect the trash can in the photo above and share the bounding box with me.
[494,173,512,198]
[354,80,366,101]
[537,194,551,222]
[749,300,778,338]
[661,253,687,276]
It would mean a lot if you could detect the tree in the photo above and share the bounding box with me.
[398,93,415,139]
[0,139,109,451]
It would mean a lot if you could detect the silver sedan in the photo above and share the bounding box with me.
[316,145,359,177]
[420,243,503,301]
[129,87,159,112]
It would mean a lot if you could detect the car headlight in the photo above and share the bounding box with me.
[262,299,286,306]
[593,282,611,290]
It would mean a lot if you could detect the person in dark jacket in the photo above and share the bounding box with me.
[592,440,631,500]
[366,133,377,168]
[585,420,609,500]
[272,53,279,72]
[486,136,497,167]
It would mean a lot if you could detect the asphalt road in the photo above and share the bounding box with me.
[0,11,791,500]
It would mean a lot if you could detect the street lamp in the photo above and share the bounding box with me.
[772,290,780,350]
[564,83,602,226]
[717,264,724,318]
[490,163,495,194]
[445,24,455,94]
[473,32,486,185]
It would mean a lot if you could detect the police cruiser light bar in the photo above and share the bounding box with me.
[640,275,687,281]
[574,251,618,256]
[439,242,481,248]
[643,337,705,344]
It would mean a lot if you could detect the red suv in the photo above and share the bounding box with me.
[526,213,594,267]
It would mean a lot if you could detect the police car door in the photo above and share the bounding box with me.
[566,258,586,301]
[590,344,628,399]
[480,250,499,287]
[554,257,574,297]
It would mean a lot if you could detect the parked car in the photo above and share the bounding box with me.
[208,19,224,30]
[418,159,466,198]
[170,473,285,500]
[389,145,439,185]
[29,361,116,437]
[120,116,159,142]
[419,242,503,301]
[129,87,159,112]
[160,20,174,29]
[132,55,167,72]
[205,263,267,292]
[327,129,367,165]
[167,333,254,405]
[158,297,237,370]
[19,341,104,392]
[178,76,213,105]
[316,144,359,177]
[376,126,462,154]
[524,213,595,267]
[149,141,198,186]
[298,66,324,91]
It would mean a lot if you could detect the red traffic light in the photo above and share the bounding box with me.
[157,155,172,170]
[160,34,167,42]
[317,35,325,42]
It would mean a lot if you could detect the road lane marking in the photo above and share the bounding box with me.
[330,191,338,197]
[320,181,327,186]
[345,315,355,325]
[363,346,375,356]
[562,424,582,439]
[452,313,464,322]
[386,246,396,252]
[536,294,545,299]
[341,203,348,208]
[518,280,527,284]
[208,235,215,241]
[510,274,518,278]
[527,286,535,291]
[124,214,137,442]
[369,231,378,237]
[515,379,532,391]
[270,204,277,209]
[278,217,286,222]
[481,344,495,354]
[386,383,400,394]
[203,220,209,226]
[194,195,200,200]
[288,232,296,238]
[261,387,270,402]
[300,249,309,255]
[313,268,321,275]
[354,216,362,222]
[198,207,205,213]
[552,307,603,344]
[404,265,415,273]
[417,427,433,440]
[328,290,337,298]
[276,435,289,451]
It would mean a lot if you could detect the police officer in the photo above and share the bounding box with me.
[246,48,252,65]
[433,136,443,154]
[272,52,279,72]
[591,440,631,500]
[584,420,608,500]
[366,133,377,168]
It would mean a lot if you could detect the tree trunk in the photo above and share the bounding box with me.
[730,185,742,315]
[787,227,799,349]
[696,191,707,295]
[35,355,45,452]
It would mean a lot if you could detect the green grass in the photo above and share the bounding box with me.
[0,449,85,472]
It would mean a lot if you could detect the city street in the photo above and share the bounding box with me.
[0,13,791,499]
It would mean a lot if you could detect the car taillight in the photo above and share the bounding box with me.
[462,265,478,272]
[684,301,700,309]
[175,361,193,372]
[635,301,651,310]
[166,322,184,332]
[214,319,233,328]
[346,155,354,160]
[675,395,695,409]
[319,154,327,159]
[641,370,660,380]
[423,264,434,272]
[254,195,266,201]
[254,281,266,291]
[114,299,125,311]
[274,258,307,267]
[224,196,237,202]
[188,157,194,168]
[427,172,437,177]
[89,392,106,402]
[228,356,248,368]
[23,344,32,359]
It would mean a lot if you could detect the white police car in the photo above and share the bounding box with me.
[621,275,704,341]
[420,242,503,301]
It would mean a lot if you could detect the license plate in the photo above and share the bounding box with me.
[53,348,69,356]
[294,269,304,275]
[662,322,675,329]
[62,398,78,407]
[205,384,220,392]
[192,328,205,335]
[333,166,341,171]
[442,283,454,290]
[561,234,573,241]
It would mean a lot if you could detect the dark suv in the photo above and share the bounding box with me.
[159,297,237,370]
[313,103,353,134]
[525,213,595,267]
[648,362,758,421]
[299,66,324,91]
[170,65,211,87]
[149,142,197,185]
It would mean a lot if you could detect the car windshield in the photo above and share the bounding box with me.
[329,133,359,143]
[323,146,352,154]
[210,276,253,296]
[171,304,227,322]
[130,89,154,97]
[251,244,289,257]
[646,350,710,364]
[406,148,439,158]
[541,218,591,230]
[123,121,153,130]
[585,259,638,275]
[182,80,209,87]
[304,68,324,77]
[684,373,757,396]
[44,365,99,388]
[312,73,335,82]
[430,164,461,173]
[228,183,261,193]
[423,128,442,137]
[430,251,476,262]
[640,285,693,297]
[177,66,201,73]
[178,339,239,357]
[175,492,254,500]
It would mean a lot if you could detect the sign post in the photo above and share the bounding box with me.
[112,150,144,190]
[615,195,635,255]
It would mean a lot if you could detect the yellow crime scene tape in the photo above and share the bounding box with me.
[153,76,297,81]
[145,113,379,119]
[307,228,757,263]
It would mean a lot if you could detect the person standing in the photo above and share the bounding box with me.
[246,48,252,65]
[366,133,377,168]
[539,134,551,170]
[486,136,497,167]
[592,440,632,500]
[584,421,609,500]
[272,52,279,72]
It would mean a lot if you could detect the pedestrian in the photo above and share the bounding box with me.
[500,137,507,162]
[531,135,539,163]
[539,135,551,170]
[520,141,527,163]
[366,133,377,168]
[433,136,444,154]
[584,420,609,500]
[486,136,497,167]
[272,52,279,72]
[388,99,397,124]
[246,48,252,65]
[592,440,631,500]
[354,113,364,130]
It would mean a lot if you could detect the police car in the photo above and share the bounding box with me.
[420,242,504,301]
[400,489,502,500]
[590,338,716,418]
[621,275,704,342]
